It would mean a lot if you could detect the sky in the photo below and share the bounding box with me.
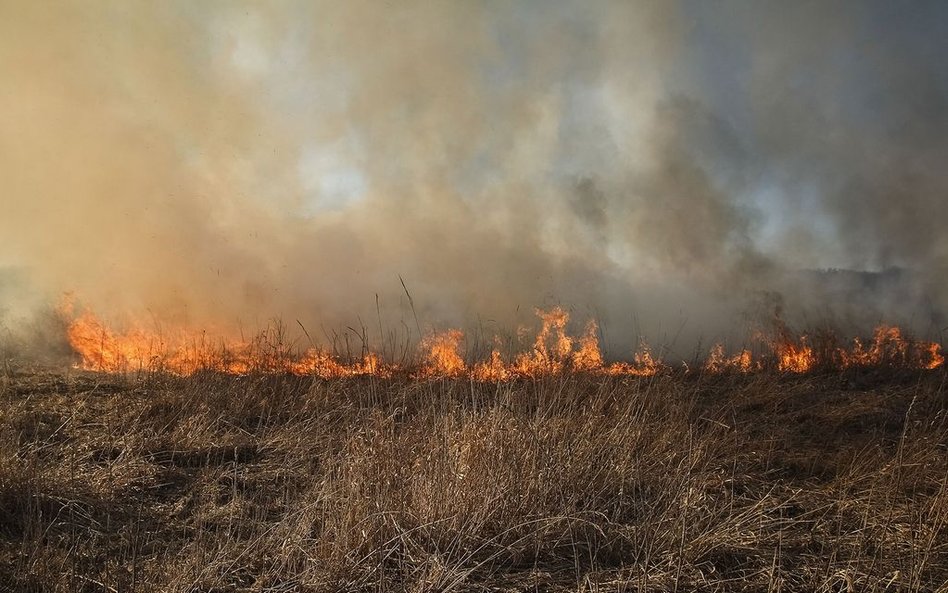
[1,1,947,352]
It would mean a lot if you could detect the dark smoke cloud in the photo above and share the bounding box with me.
[1,1,945,358]
[712,1,948,331]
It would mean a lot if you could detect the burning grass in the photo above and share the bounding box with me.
[61,305,944,379]
[0,364,945,592]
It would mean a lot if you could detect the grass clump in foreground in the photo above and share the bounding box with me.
[0,367,945,592]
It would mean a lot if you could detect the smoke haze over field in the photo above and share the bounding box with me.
[1,1,947,355]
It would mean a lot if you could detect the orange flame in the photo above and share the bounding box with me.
[62,304,395,377]
[572,320,604,371]
[603,343,663,376]
[513,306,573,374]
[289,349,392,378]
[418,329,466,378]
[704,344,754,373]
[760,318,816,373]
[923,343,945,370]
[839,325,944,370]
[60,300,943,379]
[775,337,815,373]
[471,348,509,382]
[66,309,224,374]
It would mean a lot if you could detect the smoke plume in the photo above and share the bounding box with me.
[1,1,946,357]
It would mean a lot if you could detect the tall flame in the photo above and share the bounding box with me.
[419,329,467,378]
[572,320,604,371]
[513,306,574,374]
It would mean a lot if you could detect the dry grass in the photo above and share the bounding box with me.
[0,365,945,592]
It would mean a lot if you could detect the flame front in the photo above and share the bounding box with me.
[61,302,943,379]
[839,325,939,369]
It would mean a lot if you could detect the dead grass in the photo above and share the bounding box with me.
[0,366,945,592]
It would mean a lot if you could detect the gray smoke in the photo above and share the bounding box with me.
[1,1,945,359]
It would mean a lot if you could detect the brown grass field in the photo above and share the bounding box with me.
[0,365,945,592]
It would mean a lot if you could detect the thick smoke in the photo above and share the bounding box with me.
[1,1,946,359]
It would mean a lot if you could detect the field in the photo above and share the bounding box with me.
[0,366,946,592]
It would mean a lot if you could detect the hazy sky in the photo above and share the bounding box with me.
[2,1,946,347]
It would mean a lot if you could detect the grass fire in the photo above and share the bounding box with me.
[2,339,947,591]
[0,303,943,590]
[3,1,948,591]
[62,304,944,379]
